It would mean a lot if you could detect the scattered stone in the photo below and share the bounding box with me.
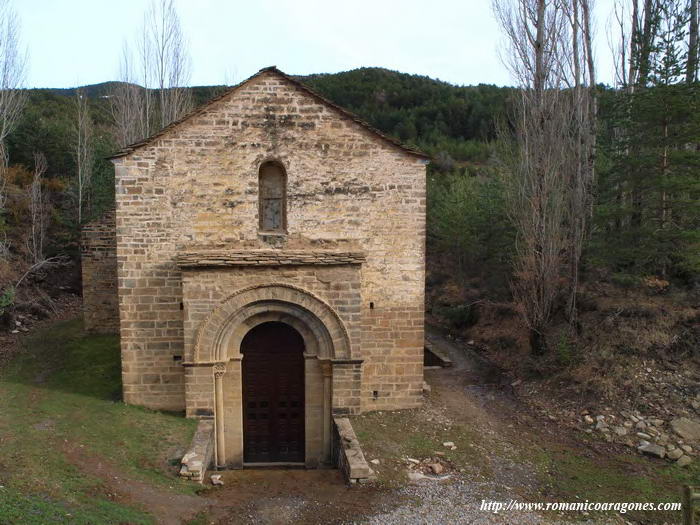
[667,448,683,460]
[651,419,664,427]
[635,420,647,430]
[676,455,692,467]
[636,432,652,440]
[10,330,18,334]
[623,421,634,428]
[595,420,608,431]
[422,381,432,394]
[406,458,420,464]
[613,426,628,437]
[429,463,444,475]
[681,445,693,454]
[638,443,666,458]
[670,418,700,441]
[583,415,594,425]
[442,442,455,448]
[210,474,224,486]
[370,459,380,465]
[408,471,427,481]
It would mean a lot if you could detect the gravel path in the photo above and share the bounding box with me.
[359,477,621,524]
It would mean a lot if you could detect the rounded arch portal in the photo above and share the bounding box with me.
[192,283,351,364]
[193,285,343,468]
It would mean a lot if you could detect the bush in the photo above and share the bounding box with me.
[0,286,15,316]
[436,303,480,329]
[0,286,15,329]
[610,273,640,289]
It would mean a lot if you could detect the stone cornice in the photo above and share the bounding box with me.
[176,250,365,268]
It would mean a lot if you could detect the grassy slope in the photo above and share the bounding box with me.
[0,319,197,524]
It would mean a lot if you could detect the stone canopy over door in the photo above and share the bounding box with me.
[178,251,365,469]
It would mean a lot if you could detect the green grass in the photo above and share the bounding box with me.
[0,319,198,524]
[527,439,700,522]
[352,404,499,488]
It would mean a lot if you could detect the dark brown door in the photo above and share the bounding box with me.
[242,322,305,463]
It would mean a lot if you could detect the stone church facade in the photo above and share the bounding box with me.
[82,67,427,469]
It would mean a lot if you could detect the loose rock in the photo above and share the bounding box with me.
[667,448,683,460]
[429,463,444,475]
[670,417,700,441]
[676,455,692,467]
[638,443,666,458]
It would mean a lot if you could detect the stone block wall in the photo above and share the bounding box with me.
[112,69,426,412]
[81,210,119,334]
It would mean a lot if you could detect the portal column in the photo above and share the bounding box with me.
[321,360,333,464]
[213,363,227,468]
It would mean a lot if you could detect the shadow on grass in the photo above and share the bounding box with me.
[3,318,123,401]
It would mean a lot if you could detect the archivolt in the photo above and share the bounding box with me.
[192,283,351,363]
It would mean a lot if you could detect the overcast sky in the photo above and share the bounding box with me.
[16,0,618,89]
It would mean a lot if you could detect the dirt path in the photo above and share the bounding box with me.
[63,442,222,525]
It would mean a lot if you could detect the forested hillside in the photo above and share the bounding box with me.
[0,64,698,362]
[2,65,699,291]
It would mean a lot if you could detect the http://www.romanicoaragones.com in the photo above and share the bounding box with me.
[480,499,682,515]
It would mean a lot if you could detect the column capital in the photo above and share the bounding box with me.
[214,363,227,378]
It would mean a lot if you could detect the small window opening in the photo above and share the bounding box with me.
[258,161,287,232]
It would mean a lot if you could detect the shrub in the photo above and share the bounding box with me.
[610,273,640,289]
[436,303,480,329]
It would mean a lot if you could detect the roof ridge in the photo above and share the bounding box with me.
[108,66,429,160]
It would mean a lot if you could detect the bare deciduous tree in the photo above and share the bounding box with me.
[0,0,26,256]
[111,44,148,148]
[493,0,597,352]
[688,0,699,81]
[563,0,597,325]
[147,0,191,129]
[74,88,94,225]
[111,0,191,147]
[27,152,47,264]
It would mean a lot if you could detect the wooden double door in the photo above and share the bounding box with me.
[241,321,305,463]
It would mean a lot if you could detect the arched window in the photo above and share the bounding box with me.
[258,161,286,232]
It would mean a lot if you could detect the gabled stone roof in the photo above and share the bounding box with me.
[108,66,430,160]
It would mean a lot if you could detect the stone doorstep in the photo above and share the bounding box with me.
[179,420,214,483]
[334,417,376,484]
